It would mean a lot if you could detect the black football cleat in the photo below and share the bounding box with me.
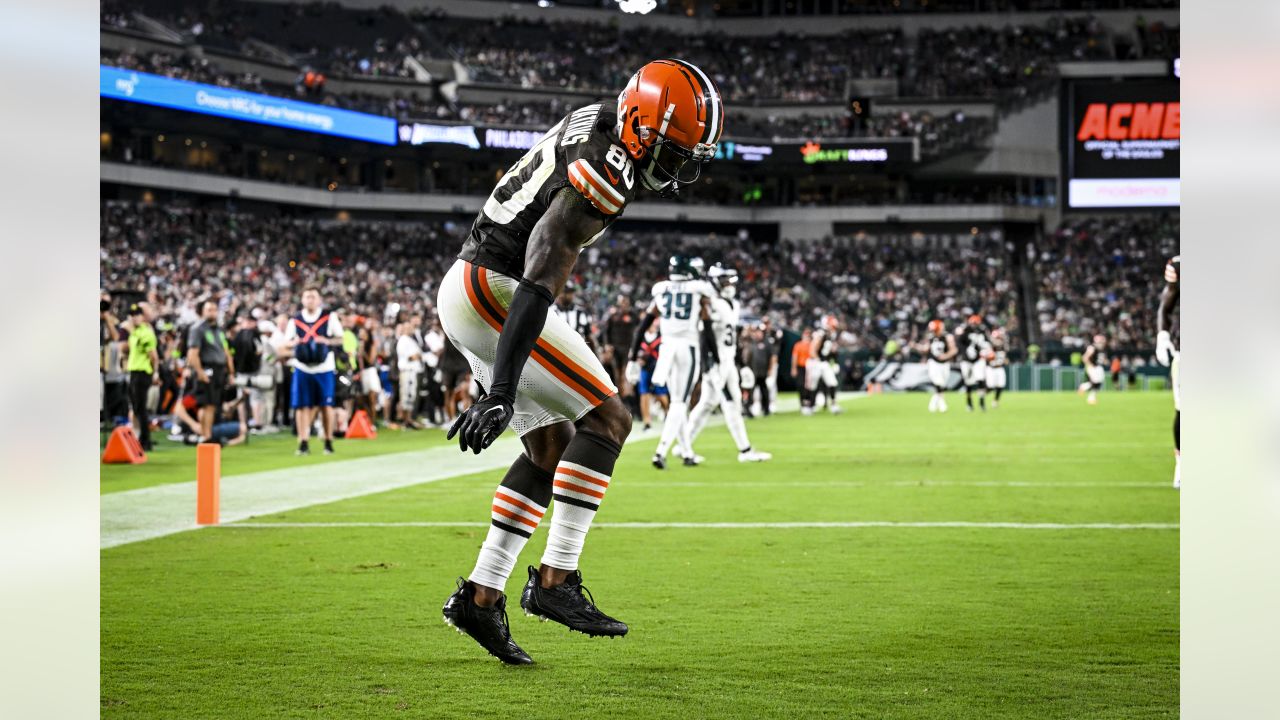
[441,578,533,665]
[652,453,666,470]
[520,566,628,638]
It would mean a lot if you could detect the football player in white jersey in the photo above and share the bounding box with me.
[627,255,717,469]
[803,315,842,415]
[686,264,772,462]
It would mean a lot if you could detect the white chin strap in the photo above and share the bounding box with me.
[640,161,671,192]
[639,145,674,192]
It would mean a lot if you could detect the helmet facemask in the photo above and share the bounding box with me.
[634,126,715,198]
[711,268,738,299]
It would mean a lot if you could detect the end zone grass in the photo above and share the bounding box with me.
[102,392,1178,718]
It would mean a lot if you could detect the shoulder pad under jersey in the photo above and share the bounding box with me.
[559,105,637,217]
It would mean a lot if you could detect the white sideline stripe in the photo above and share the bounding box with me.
[626,481,1167,489]
[221,521,1178,531]
[100,393,832,548]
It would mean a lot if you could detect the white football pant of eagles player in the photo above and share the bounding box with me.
[627,256,717,469]
[687,265,771,462]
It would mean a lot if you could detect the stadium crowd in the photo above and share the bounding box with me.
[99,199,1176,445]
[101,200,1175,354]
[1032,214,1179,349]
[103,1,1177,104]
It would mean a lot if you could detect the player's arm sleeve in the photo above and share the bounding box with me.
[488,188,605,402]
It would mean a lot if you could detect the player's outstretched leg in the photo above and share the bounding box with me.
[684,373,718,463]
[978,388,987,412]
[523,396,631,637]
[654,398,691,468]
[965,385,975,412]
[721,392,768,458]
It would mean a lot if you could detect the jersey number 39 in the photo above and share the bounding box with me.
[660,291,693,320]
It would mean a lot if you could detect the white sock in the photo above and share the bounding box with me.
[469,457,551,590]
[656,401,689,458]
[687,394,715,447]
[722,401,751,452]
[541,431,620,571]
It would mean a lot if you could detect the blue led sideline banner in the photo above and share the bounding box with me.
[100,66,397,145]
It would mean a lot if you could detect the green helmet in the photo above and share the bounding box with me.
[668,255,705,281]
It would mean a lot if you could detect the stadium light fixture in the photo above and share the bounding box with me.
[617,0,657,14]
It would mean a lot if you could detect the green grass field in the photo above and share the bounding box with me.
[101,392,1179,718]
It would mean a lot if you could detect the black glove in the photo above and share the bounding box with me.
[447,388,514,454]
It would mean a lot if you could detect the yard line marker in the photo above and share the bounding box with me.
[222,521,1178,531]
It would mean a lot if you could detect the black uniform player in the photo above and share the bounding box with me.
[438,59,726,664]
[458,104,637,278]
[1079,334,1108,405]
[916,319,958,413]
[1157,255,1180,488]
[552,282,595,350]
[954,314,990,412]
[984,327,1009,408]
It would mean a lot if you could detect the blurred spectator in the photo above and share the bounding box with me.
[102,319,130,426]
[395,314,426,429]
[187,299,232,442]
[101,200,1176,376]
[126,303,160,451]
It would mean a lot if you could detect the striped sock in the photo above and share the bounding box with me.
[541,429,622,571]
[468,455,552,591]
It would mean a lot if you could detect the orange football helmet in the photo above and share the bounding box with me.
[616,59,725,196]
[928,319,945,335]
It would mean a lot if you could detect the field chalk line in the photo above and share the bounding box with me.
[222,521,1178,531]
[102,394,814,548]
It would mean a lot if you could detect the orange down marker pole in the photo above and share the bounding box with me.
[196,443,222,525]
